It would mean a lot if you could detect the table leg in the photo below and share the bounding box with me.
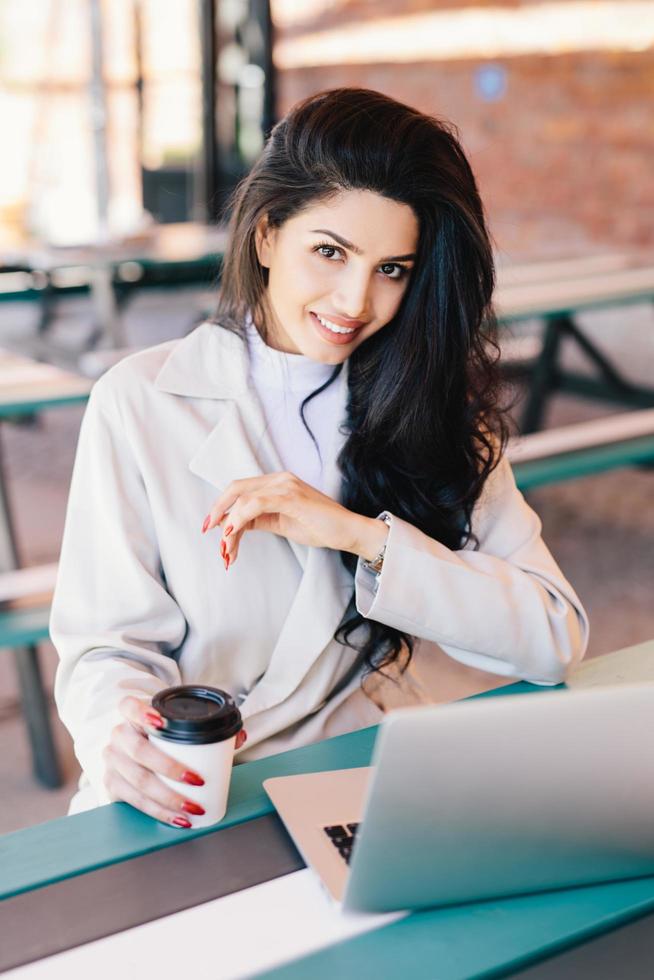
[562,316,636,394]
[12,646,63,788]
[88,265,126,349]
[36,273,58,337]
[518,312,654,432]
[520,317,563,433]
[0,428,63,788]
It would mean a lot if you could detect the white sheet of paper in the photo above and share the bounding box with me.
[6,869,407,980]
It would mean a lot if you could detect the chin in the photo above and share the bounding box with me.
[308,343,350,365]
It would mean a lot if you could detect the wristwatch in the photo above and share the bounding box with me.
[360,512,392,575]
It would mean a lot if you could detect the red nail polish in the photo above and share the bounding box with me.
[226,553,231,571]
[182,771,205,786]
[202,515,210,534]
[145,712,164,729]
[224,524,234,537]
[220,539,226,558]
[172,816,192,828]
[182,800,206,816]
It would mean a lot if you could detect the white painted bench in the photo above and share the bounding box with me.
[509,407,654,489]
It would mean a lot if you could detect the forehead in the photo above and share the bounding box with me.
[290,189,419,251]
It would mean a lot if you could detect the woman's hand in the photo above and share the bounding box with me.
[201,471,385,569]
[102,696,247,827]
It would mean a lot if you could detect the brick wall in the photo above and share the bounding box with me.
[273,3,654,260]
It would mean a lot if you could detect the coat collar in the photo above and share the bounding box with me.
[154,320,251,401]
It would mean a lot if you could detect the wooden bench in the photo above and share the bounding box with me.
[509,407,654,489]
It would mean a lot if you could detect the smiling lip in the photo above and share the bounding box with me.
[311,311,367,329]
[309,311,364,346]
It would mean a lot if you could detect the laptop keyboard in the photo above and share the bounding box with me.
[323,822,360,866]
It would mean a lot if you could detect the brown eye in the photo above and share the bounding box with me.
[380,263,408,280]
[315,244,343,260]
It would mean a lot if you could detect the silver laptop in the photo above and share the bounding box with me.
[264,684,654,913]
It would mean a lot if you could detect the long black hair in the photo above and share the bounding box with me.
[214,87,507,675]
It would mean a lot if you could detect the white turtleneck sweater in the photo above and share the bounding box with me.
[244,318,346,492]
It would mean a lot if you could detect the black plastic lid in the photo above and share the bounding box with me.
[151,686,243,745]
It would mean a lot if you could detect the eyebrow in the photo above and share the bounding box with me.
[309,229,416,262]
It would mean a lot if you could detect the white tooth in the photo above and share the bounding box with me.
[315,313,356,334]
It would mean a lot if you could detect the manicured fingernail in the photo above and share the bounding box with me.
[145,712,164,729]
[172,816,192,828]
[220,539,226,558]
[224,524,234,537]
[182,800,206,816]
[202,515,210,534]
[182,771,205,786]
[226,554,231,571]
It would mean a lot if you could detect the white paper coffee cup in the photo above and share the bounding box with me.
[147,685,243,828]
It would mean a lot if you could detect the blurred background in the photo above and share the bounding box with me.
[0,0,653,833]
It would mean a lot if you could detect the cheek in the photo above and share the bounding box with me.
[271,254,326,304]
[375,279,409,320]
[296,255,335,295]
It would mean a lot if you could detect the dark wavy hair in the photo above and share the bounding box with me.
[213,87,508,677]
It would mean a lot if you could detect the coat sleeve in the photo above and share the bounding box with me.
[50,380,186,806]
[354,455,589,684]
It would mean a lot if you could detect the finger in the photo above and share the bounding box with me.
[203,472,297,533]
[118,695,166,733]
[105,767,194,829]
[115,720,246,768]
[108,740,200,814]
[222,494,285,555]
[222,522,253,565]
[203,478,268,532]
[112,721,205,787]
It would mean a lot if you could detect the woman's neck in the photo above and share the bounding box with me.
[244,315,334,391]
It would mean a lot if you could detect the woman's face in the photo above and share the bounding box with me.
[254,189,419,363]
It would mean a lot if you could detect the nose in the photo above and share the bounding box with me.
[333,267,372,322]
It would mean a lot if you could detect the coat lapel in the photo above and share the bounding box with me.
[156,321,305,567]
[238,389,355,719]
[155,320,355,716]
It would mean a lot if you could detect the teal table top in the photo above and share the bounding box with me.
[0,392,90,417]
[262,876,654,980]
[4,676,654,980]
[0,682,535,901]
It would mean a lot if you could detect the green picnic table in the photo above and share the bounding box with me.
[495,252,654,432]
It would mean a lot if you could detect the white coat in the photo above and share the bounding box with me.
[50,320,589,812]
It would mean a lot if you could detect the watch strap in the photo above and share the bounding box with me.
[360,512,392,575]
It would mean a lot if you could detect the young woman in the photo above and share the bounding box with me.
[51,87,588,825]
